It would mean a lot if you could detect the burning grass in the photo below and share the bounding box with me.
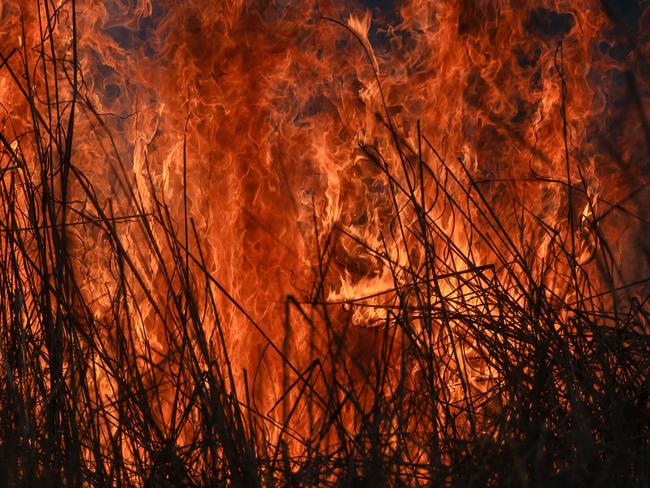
[0,1,648,486]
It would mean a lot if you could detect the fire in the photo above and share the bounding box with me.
[0,0,648,484]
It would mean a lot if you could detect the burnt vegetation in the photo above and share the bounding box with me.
[0,1,649,487]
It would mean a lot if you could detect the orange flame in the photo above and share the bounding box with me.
[1,0,648,478]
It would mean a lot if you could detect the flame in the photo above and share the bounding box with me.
[0,0,648,480]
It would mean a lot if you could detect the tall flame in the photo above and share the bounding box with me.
[0,0,648,481]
